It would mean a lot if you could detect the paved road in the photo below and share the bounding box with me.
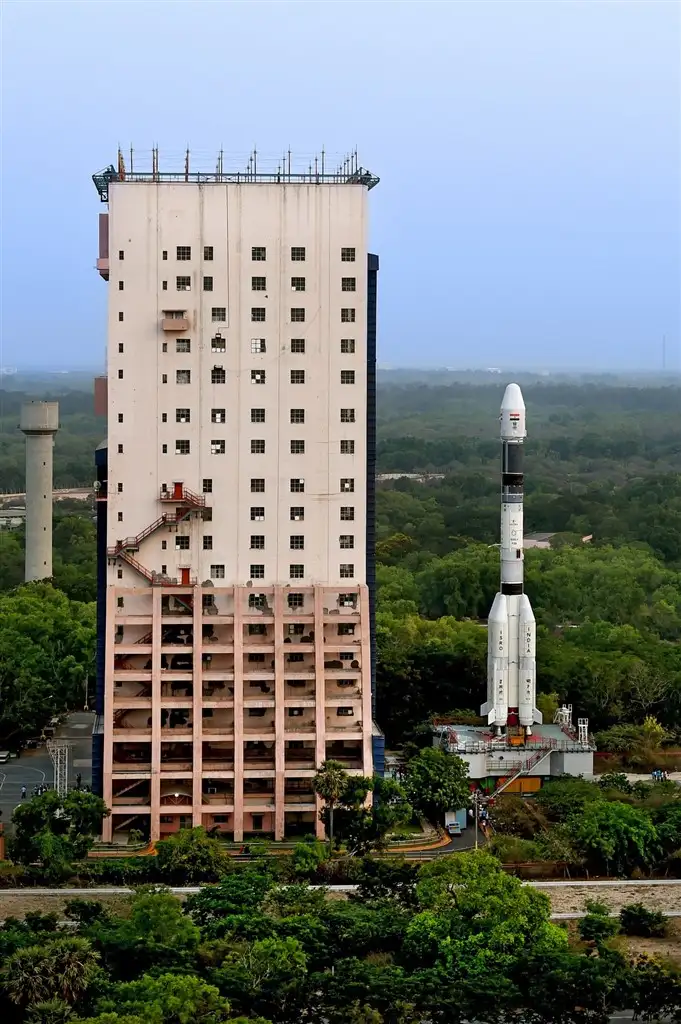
[0,712,94,821]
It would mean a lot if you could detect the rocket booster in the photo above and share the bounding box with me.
[481,384,542,734]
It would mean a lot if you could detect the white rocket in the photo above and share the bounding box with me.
[481,383,542,736]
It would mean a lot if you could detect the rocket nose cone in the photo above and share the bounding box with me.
[501,383,525,411]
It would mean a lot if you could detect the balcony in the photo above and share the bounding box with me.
[202,710,234,735]
[203,743,234,772]
[162,311,190,331]
[202,680,234,700]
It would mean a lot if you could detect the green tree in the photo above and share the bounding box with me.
[313,760,349,843]
[214,936,307,1020]
[0,935,100,1008]
[0,583,95,748]
[402,747,470,825]
[93,973,232,1023]
[568,801,660,876]
[185,870,273,928]
[155,827,232,883]
[26,1000,74,1023]
[9,789,109,880]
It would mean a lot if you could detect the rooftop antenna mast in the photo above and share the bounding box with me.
[47,740,70,797]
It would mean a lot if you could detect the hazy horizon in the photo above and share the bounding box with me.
[1,0,679,371]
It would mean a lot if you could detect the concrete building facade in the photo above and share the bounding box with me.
[92,152,380,843]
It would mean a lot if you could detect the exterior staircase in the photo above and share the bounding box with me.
[107,498,200,585]
[492,748,554,797]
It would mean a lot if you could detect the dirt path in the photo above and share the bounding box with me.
[543,884,681,915]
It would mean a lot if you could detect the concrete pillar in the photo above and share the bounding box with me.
[20,401,59,582]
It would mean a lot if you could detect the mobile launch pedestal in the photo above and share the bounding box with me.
[433,384,594,793]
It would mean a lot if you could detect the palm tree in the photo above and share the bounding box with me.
[312,759,348,844]
[1,936,100,1008]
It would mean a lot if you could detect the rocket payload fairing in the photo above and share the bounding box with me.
[481,383,543,736]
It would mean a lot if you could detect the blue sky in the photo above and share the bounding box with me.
[1,0,679,370]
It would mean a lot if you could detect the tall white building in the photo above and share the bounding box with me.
[92,151,380,843]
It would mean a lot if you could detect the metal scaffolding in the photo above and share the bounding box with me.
[47,740,70,797]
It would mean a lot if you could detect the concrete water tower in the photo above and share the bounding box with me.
[20,401,59,581]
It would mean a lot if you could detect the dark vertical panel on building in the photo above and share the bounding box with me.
[98,213,109,259]
[372,733,385,778]
[92,443,108,798]
[366,254,379,725]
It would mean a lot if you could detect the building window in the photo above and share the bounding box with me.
[117,444,124,453]
[290,439,305,454]
[340,440,355,454]
[212,307,227,322]
[118,249,124,260]
[340,478,354,492]
[290,535,304,550]
[341,408,355,423]
[249,623,267,635]
[291,246,306,261]
[252,276,266,291]
[176,536,190,550]
[287,652,304,663]
[251,478,265,493]
[203,277,213,291]
[341,370,355,384]
[165,309,186,320]
[211,440,226,455]
[341,277,356,292]
[340,593,357,609]
[341,247,356,262]
[162,342,168,352]
[177,246,191,260]
[250,535,265,550]
[176,408,190,423]
[212,334,226,353]
[176,369,191,384]
[290,370,305,384]
[211,367,226,384]
[248,593,266,609]
[288,593,304,609]
[290,564,304,579]
[203,507,212,521]
[162,281,168,290]
[290,478,305,493]
[118,281,124,291]
[250,507,265,521]
[290,308,305,322]
[340,535,354,549]
[337,707,355,717]
[176,276,191,291]
[118,414,123,423]
[118,312,124,321]
[203,478,212,493]
[341,308,356,323]
[117,568,123,578]
[251,439,266,454]
[340,564,355,578]
[291,339,305,353]
[341,338,355,354]
[251,408,265,423]
[250,564,265,579]
[251,370,266,384]
[211,408,225,423]
[203,535,213,550]
[290,409,305,424]
[117,597,124,608]
[176,338,191,353]
[340,506,355,520]
[162,374,168,383]
[118,369,123,379]
[251,307,266,322]
[176,440,190,454]
[290,506,304,521]
[117,482,123,492]
[251,338,266,354]
[161,540,167,549]
[211,564,225,579]
[162,250,168,260]
[291,277,305,292]
[117,511,123,522]
[252,246,266,261]
[162,444,168,454]
[252,814,264,830]
[204,246,213,261]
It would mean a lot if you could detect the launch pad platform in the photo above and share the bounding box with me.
[433,721,595,791]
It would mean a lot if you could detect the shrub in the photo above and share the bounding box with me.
[619,902,667,937]
[578,899,619,944]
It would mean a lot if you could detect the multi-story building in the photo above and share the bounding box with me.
[91,150,381,843]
